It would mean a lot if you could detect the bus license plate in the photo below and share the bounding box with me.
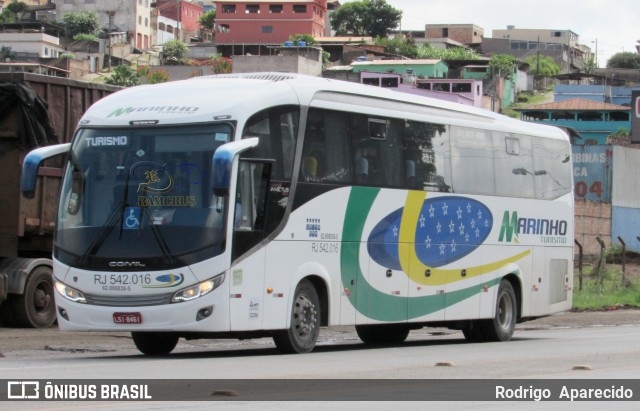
[113,312,142,324]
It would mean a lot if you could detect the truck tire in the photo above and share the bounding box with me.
[0,266,56,328]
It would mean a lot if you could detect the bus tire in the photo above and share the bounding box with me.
[131,332,179,355]
[356,324,410,345]
[273,279,320,354]
[0,266,56,328]
[481,279,517,342]
[462,322,486,342]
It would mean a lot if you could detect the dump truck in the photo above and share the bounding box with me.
[0,73,119,327]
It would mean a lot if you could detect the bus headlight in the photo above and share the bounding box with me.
[55,281,87,304]
[172,273,225,303]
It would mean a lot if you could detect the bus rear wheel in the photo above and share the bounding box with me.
[356,324,410,345]
[463,279,517,343]
[131,332,179,355]
[273,279,320,354]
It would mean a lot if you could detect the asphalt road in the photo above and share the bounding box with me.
[1,308,639,358]
[1,310,639,410]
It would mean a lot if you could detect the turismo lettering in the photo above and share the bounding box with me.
[86,136,128,147]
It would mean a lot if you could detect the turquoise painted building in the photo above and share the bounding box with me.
[351,59,449,78]
[515,98,631,145]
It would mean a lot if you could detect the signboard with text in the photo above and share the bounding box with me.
[572,145,612,203]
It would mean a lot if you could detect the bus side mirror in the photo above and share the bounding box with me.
[21,143,71,199]
[211,137,259,197]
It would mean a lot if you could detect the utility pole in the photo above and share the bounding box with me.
[106,11,115,71]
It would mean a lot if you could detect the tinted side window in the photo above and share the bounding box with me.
[532,137,572,199]
[450,126,495,195]
[242,106,299,180]
[403,121,451,192]
[494,133,535,198]
[300,109,352,183]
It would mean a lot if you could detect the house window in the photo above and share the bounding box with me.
[262,26,273,34]
[44,47,49,56]
[138,16,142,25]
[145,17,148,27]
[442,28,449,37]
[219,24,230,33]
[452,83,472,93]
[246,4,260,13]
[270,4,283,13]
[293,5,307,13]
[381,77,399,88]
[552,31,562,37]
[222,5,236,13]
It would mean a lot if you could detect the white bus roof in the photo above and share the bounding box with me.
[80,72,568,142]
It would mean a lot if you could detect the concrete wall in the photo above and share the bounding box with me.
[232,54,322,76]
[612,145,640,252]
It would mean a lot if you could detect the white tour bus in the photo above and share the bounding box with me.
[22,73,574,355]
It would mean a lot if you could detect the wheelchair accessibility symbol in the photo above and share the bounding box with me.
[123,207,141,230]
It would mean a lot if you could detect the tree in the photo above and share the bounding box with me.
[490,54,518,80]
[198,9,216,30]
[331,0,402,38]
[6,1,27,20]
[63,10,99,37]
[0,1,24,24]
[209,53,232,74]
[162,39,189,65]
[582,56,597,74]
[416,44,480,60]
[375,36,418,59]
[105,64,139,87]
[607,52,640,69]
[290,33,316,46]
[524,55,560,77]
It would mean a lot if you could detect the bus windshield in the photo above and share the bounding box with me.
[55,124,233,269]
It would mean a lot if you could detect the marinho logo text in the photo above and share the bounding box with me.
[499,211,568,244]
[107,106,199,118]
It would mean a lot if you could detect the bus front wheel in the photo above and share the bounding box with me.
[132,332,179,355]
[273,279,320,354]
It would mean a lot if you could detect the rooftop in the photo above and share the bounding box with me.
[515,98,630,111]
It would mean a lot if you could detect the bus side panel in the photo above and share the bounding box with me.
[443,245,482,321]
[530,246,573,316]
[229,248,266,331]
[262,240,338,330]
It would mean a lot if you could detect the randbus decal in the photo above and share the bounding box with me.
[107,106,199,118]
[498,211,568,244]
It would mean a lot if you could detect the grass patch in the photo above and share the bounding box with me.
[501,90,553,118]
[572,265,640,310]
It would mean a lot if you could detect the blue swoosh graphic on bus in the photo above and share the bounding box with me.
[142,273,184,288]
[367,196,493,268]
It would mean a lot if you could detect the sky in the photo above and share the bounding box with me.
[342,0,639,66]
